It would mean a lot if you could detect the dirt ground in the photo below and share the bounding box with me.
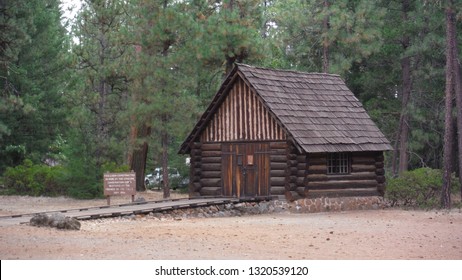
[0,192,461,260]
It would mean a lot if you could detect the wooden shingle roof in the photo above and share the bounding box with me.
[179,64,392,154]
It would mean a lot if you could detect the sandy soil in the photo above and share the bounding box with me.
[0,192,461,260]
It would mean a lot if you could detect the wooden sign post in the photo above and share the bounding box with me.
[103,172,136,205]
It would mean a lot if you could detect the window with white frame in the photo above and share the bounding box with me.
[327,153,350,174]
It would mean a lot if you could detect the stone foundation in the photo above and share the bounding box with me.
[290,196,385,213]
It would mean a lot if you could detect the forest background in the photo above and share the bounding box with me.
[1,0,461,207]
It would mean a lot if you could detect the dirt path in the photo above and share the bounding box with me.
[0,194,461,259]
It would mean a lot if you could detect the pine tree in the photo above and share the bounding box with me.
[0,0,69,171]
[71,0,130,167]
[269,0,384,75]
[126,0,199,198]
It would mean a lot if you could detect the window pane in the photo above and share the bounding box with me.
[327,153,349,174]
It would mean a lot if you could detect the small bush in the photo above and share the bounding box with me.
[2,159,66,196]
[385,168,459,209]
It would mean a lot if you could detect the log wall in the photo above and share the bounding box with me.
[284,142,307,201]
[305,151,384,197]
[189,142,223,197]
[190,141,385,199]
[269,141,287,197]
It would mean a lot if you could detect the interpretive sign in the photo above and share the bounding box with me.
[103,172,136,205]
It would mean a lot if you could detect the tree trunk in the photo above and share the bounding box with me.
[456,62,462,198]
[128,124,150,191]
[322,0,330,73]
[161,126,170,199]
[398,48,411,174]
[442,1,456,209]
[450,16,462,198]
[393,0,412,176]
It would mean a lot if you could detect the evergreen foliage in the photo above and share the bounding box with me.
[1,0,69,172]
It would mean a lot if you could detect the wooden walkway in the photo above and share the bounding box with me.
[0,197,271,226]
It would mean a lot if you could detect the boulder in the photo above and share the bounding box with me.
[30,213,81,230]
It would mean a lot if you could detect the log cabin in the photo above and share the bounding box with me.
[179,64,392,200]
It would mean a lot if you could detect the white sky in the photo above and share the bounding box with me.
[60,0,82,21]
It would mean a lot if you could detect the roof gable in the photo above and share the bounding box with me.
[179,64,392,154]
[199,75,286,143]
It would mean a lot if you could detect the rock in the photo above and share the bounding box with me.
[57,217,81,230]
[30,213,50,227]
[30,213,80,230]
[135,197,146,203]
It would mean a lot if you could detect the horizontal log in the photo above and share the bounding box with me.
[192,175,200,183]
[352,151,380,158]
[297,163,306,170]
[308,153,327,160]
[201,143,221,151]
[191,182,201,192]
[191,156,201,162]
[270,169,286,177]
[287,159,298,166]
[376,168,385,176]
[308,157,327,165]
[270,148,287,155]
[306,188,380,198]
[271,162,287,170]
[270,186,286,195]
[295,186,307,197]
[191,142,201,149]
[287,153,297,160]
[377,183,385,194]
[296,177,305,186]
[189,191,201,198]
[192,168,201,175]
[288,175,297,183]
[307,169,327,175]
[296,155,306,162]
[289,191,303,201]
[289,167,298,175]
[306,180,378,190]
[288,182,297,191]
[270,142,287,149]
[202,150,222,157]
[377,175,385,184]
[200,178,221,188]
[271,177,286,186]
[200,187,222,196]
[307,172,378,182]
[352,157,376,165]
[202,156,221,164]
[190,149,201,156]
[201,164,221,171]
[375,162,384,169]
[308,165,327,173]
[192,161,201,168]
[201,170,221,179]
[351,164,376,172]
[270,155,287,163]
[374,154,384,162]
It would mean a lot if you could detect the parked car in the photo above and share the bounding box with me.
[145,167,186,190]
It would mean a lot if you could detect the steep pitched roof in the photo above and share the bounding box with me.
[179,64,392,154]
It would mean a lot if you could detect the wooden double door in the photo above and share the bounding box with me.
[222,143,270,197]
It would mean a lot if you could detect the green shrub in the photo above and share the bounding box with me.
[2,159,65,196]
[386,168,459,209]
